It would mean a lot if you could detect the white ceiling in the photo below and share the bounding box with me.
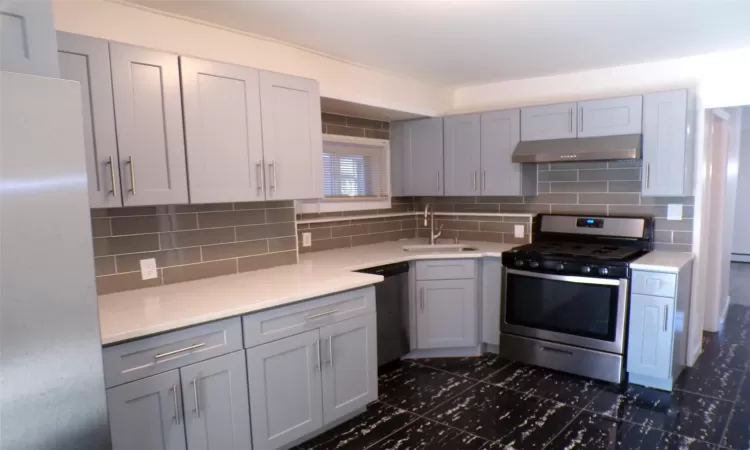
[127,0,750,87]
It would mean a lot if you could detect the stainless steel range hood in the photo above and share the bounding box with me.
[512,134,642,163]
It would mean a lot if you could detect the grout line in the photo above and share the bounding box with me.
[540,408,585,450]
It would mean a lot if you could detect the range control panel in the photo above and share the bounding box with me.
[501,254,629,279]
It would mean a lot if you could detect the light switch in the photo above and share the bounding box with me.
[140,258,158,280]
[514,224,525,238]
[667,204,683,221]
[302,232,312,247]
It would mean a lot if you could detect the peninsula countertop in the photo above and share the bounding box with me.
[98,239,516,345]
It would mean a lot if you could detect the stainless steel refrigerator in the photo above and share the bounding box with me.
[0,71,111,449]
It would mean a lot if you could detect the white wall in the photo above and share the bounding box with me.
[52,0,451,117]
[732,110,750,260]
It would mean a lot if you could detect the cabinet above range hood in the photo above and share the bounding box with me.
[511,134,642,163]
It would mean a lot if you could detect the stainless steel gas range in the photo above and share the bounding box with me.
[499,213,655,384]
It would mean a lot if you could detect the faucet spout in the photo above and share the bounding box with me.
[423,203,441,245]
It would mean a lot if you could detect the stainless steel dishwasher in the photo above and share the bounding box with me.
[357,262,410,366]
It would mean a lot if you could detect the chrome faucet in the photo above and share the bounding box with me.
[423,203,444,245]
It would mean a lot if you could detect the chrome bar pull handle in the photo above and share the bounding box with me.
[568,108,573,132]
[328,336,334,367]
[107,157,118,198]
[154,343,206,359]
[256,162,264,196]
[268,161,277,194]
[646,163,651,189]
[127,156,136,194]
[193,379,200,418]
[171,384,180,425]
[579,108,584,132]
[482,170,487,191]
[473,171,478,192]
[436,172,440,192]
[663,305,669,332]
[315,339,322,372]
[420,288,425,311]
[306,310,338,321]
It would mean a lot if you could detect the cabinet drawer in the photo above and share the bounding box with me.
[243,286,375,348]
[416,259,476,280]
[632,271,676,298]
[103,317,242,388]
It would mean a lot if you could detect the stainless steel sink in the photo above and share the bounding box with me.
[402,244,479,253]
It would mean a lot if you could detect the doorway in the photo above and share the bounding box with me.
[730,108,750,306]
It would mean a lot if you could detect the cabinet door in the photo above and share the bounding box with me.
[642,90,689,196]
[180,351,251,450]
[259,71,323,201]
[320,314,378,425]
[107,370,187,450]
[110,43,188,206]
[0,0,59,77]
[389,121,405,197]
[444,114,481,196]
[57,32,122,208]
[403,118,444,196]
[247,329,323,450]
[578,95,642,138]
[520,102,577,141]
[181,57,265,204]
[627,294,673,379]
[416,279,477,349]
[480,109,534,196]
[481,258,502,346]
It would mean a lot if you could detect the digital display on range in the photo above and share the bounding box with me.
[576,218,604,228]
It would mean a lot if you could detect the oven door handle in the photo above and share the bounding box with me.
[505,268,623,286]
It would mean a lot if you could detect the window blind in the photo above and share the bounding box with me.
[322,140,389,198]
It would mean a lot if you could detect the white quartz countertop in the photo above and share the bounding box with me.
[98,239,516,345]
[630,251,695,273]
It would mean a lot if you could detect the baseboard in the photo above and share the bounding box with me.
[403,345,483,359]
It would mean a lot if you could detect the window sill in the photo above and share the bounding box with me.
[295,197,391,214]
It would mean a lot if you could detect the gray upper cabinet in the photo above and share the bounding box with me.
[443,114,481,196]
[320,314,378,425]
[107,370,187,450]
[578,95,642,138]
[0,0,59,77]
[259,71,323,201]
[110,43,189,206]
[520,102,577,141]
[180,351,252,450]
[57,32,121,208]
[403,118,444,196]
[642,90,691,197]
[181,57,265,204]
[416,278,477,349]
[389,121,405,197]
[247,329,323,450]
[480,109,535,196]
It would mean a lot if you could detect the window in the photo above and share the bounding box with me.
[297,134,390,214]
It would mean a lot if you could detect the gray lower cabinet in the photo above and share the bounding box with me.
[416,279,477,349]
[577,95,642,137]
[181,57,265,204]
[259,71,323,201]
[402,118,444,196]
[520,102,577,141]
[443,114,481,196]
[110,43,189,206]
[0,0,59,77]
[246,329,324,450]
[641,89,691,196]
[107,370,187,450]
[180,352,252,450]
[627,294,673,379]
[57,31,121,208]
[320,315,378,424]
[481,258,502,346]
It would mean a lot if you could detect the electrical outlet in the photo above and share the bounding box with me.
[302,232,312,247]
[514,224,525,238]
[140,258,158,280]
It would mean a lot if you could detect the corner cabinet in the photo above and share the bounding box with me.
[641,90,692,197]
[627,262,693,391]
[401,118,444,196]
[110,43,189,206]
[57,32,121,208]
[259,71,323,200]
[0,0,59,77]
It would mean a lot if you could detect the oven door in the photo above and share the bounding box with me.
[501,268,629,354]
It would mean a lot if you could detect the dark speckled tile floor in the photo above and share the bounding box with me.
[296,305,750,450]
